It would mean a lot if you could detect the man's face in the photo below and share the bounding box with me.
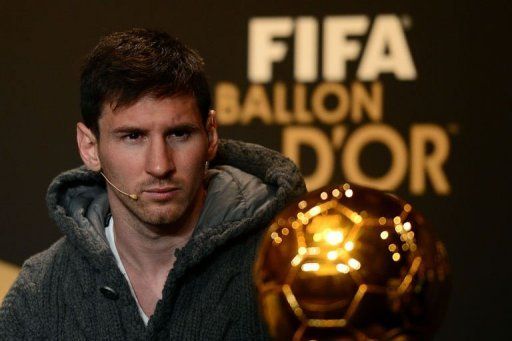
[94,94,217,228]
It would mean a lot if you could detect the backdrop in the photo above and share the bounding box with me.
[0,0,510,338]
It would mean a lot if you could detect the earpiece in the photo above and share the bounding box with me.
[100,172,138,201]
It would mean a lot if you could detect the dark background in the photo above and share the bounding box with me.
[0,1,510,339]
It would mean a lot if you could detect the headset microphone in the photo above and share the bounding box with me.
[100,172,138,201]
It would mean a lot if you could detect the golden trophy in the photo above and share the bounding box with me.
[254,184,450,340]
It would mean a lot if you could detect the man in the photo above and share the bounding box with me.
[0,28,306,339]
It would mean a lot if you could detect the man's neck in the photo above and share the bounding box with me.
[109,188,206,276]
[106,188,206,318]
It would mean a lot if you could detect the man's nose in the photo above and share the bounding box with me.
[145,137,175,178]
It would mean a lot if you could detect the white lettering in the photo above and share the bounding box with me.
[358,15,417,80]
[248,17,293,83]
[295,17,318,82]
[410,124,450,194]
[323,16,369,81]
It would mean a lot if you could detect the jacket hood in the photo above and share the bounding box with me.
[46,139,306,271]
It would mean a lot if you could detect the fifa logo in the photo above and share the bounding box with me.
[215,15,456,195]
[248,15,416,82]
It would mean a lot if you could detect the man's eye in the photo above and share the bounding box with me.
[125,132,142,140]
[171,130,191,139]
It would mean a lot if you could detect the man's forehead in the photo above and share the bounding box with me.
[99,94,202,127]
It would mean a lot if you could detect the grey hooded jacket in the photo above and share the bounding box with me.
[0,140,306,340]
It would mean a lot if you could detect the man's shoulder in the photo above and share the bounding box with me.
[23,236,69,266]
[0,237,73,332]
[215,139,306,199]
[15,237,72,291]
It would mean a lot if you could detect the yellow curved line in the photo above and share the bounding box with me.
[0,260,20,304]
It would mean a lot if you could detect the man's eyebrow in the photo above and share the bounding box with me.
[165,123,201,132]
[111,123,201,134]
[111,126,148,134]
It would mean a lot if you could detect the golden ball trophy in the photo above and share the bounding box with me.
[254,184,450,340]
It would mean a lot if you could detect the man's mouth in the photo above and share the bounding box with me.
[142,187,180,200]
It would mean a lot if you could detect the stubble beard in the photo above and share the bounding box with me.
[112,179,205,231]
[117,191,187,227]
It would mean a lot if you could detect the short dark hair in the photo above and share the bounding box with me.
[80,28,211,136]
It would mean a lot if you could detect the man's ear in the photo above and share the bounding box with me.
[76,122,101,171]
[206,110,219,161]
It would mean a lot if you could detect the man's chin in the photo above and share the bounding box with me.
[136,204,185,226]
[139,211,181,226]
[119,192,197,229]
